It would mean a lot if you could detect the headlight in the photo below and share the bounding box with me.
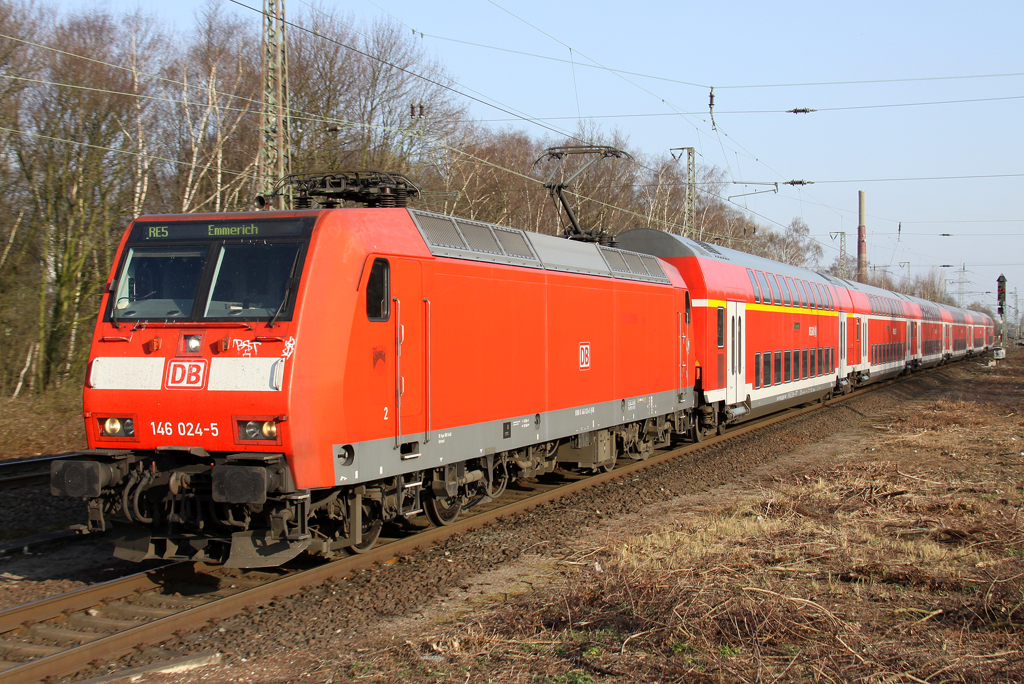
[186,335,202,352]
[241,420,277,441]
[100,416,135,437]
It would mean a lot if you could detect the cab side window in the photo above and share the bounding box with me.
[366,258,390,321]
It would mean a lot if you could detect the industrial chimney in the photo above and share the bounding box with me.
[857,191,867,282]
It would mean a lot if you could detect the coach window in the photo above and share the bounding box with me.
[809,348,817,377]
[816,283,829,311]
[774,351,782,385]
[798,280,810,308]
[819,347,825,375]
[787,277,801,307]
[856,319,861,341]
[767,274,783,306]
[824,287,835,311]
[763,351,772,386]
[754,352,761,388]
[717,307,725,348]
[366,258,390,321]
[747,269,761,304]
[756,272,772,305]
[801,349,808,379]
[784,350,792,382]
[685,292,691,324]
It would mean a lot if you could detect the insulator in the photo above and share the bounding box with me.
[294,195,312,209]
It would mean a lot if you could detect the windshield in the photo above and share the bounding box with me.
[114,247,206,319]
[109,217,313,323]
[204,243,302,318]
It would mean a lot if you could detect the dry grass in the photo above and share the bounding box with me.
[0,386,87,458]
[384,462,1023,683]
[329,355,1024,683]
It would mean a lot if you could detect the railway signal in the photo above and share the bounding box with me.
[998,274,1006,317]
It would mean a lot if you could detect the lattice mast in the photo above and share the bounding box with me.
[260,0,291,209]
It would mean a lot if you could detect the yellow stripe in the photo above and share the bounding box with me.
[746,302,841,317]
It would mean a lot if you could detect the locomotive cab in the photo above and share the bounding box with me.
[52,214,317,566]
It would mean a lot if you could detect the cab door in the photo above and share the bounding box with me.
[726,301,746,404]
[390,259,424,453]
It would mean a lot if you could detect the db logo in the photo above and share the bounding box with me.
[579,342,591,370]
[165,359,208,389]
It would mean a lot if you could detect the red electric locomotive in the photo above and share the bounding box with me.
[51,175,698,567]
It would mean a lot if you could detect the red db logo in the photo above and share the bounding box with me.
[165,359,208,389]
[579,342,591,370]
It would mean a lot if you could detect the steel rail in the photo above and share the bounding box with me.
[0,454,82,491]
[0,362,963,684]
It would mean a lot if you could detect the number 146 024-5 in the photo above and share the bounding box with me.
[151,421,219,437]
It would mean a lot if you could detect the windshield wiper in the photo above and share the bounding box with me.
[268,249,302,328]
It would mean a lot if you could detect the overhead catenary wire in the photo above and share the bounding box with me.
[10,2,1006,274]
[332,0,1023,272]
[346,16,1024,92]
[477,93,1024,121]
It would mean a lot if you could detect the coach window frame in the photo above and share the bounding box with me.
[717,306,725,348]
[756,271,772,305]
[755,352,761,388]
[366,257,391,321]
[784,350,792,382]
[787,277,802,307]
[767,274,783,306]
[780,278,792,306]
[797,280,809,308]
[747,269,761,304]
[774,350,782,385]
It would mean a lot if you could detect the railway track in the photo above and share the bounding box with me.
[0,454,83,491]
[0,365,963,684]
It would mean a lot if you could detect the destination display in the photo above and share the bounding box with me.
[129,217,315,242]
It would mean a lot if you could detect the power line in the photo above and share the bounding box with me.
[352,17,1024,93]
[815,173,1024,183]
[227,0,582,142]
[478,93,1024,121]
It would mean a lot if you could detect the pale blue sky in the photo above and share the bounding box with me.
[81,0,1024,312]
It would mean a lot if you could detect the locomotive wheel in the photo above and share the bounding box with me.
[691,423,704,443]
[346,498,384,554]
[346,519,383,554]
[425,495,462,527]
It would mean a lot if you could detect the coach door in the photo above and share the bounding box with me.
[726,301,746,404]
[677,293,691,400]
[837,313,847,379]
[862,317,868,364]
[391,259,425,453]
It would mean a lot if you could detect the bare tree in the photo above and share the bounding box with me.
[166,0,260,213]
